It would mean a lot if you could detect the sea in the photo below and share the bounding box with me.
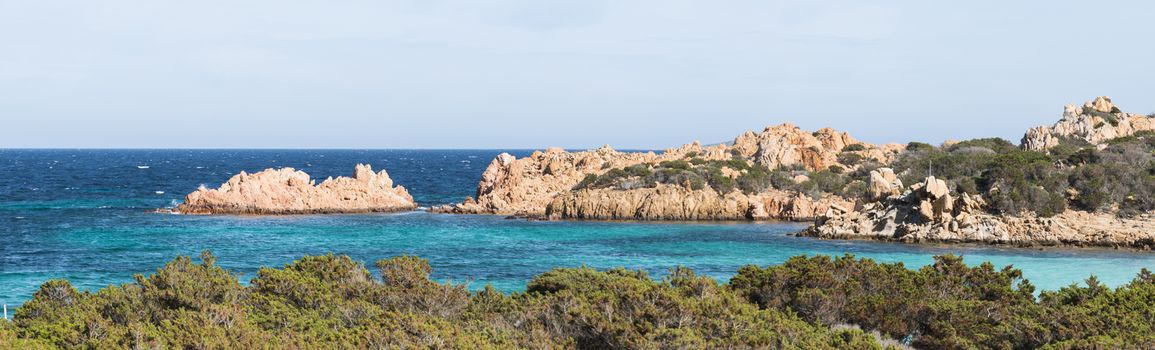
[2,149,1154,307]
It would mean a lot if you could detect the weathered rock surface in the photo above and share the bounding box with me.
[1022,96,1155,151]
[176,164,415,215]
[801,170,1155,248]
[435,123,899,219]
[545,185,852,221]
[732,124,900,170]
[431,145,694,216]
[867,167,903,201]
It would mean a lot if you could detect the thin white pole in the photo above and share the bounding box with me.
[3,304,7,320]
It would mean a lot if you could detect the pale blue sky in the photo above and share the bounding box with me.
[2,1,1152,149]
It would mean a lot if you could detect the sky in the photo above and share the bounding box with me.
[1,1,1153,149]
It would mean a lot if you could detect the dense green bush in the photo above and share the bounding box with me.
[905,142,935,153]
[837,152,864,166]
[947,137,1018,154]
[980,150,1068,216]
[842,143,867,152]
[9,253,1155,349]
[575,158,785,195]
[5,253,887,350]
[730,254,1155,349]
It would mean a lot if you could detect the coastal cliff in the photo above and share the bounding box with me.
[801,169,1155,248]
[435,123,899,220]
[176,164,416,215]
[545,185,851,221]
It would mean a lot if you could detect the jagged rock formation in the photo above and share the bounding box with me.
[432,145,699,216]
[866,167,903,201]
[801,168,1155,248]
[545,185,851,221]
[435,124,899,219]
[1022,96,1155,151]
[732,124,902,170]
[176,164,416,215]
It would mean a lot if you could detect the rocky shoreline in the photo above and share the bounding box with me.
[800,169,1155,249]
[175,164,416,215]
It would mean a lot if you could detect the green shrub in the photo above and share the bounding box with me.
[14,253,1155,349]
[906,142,935,152]
[623,163,652,177]
[729,254,1155,349]
[837,152,864,166]
[658,160,691,170]
[725,158,752,171]
[842,144,867,152]
[11,253,896,349]
[948,137,1018,154]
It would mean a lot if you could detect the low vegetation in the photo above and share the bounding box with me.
[5,253,1155,349]
[575,156,868,198]
[576,158,775,194]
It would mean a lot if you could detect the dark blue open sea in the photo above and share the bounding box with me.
[3,149,1155,307]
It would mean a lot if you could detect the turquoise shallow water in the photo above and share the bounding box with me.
[3,150,1155,307]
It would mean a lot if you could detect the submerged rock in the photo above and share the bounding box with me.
[175,164,415,215]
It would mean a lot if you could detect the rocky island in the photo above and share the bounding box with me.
[175,164,416,215]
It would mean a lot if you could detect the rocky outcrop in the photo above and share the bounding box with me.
[732,124,900,170]
[801,169,1155,248]
[1021,96,1154,151]
[436,124,899,219]
[431,145,700,216]
[176,164,415,215]
[545,185,852,221]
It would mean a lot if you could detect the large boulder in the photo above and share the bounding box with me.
[922,176,950,199]
[867,168,903,201]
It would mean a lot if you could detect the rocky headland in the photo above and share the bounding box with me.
[175,164,416,215]
[439,96,1155,248]
[433,123,901,220]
